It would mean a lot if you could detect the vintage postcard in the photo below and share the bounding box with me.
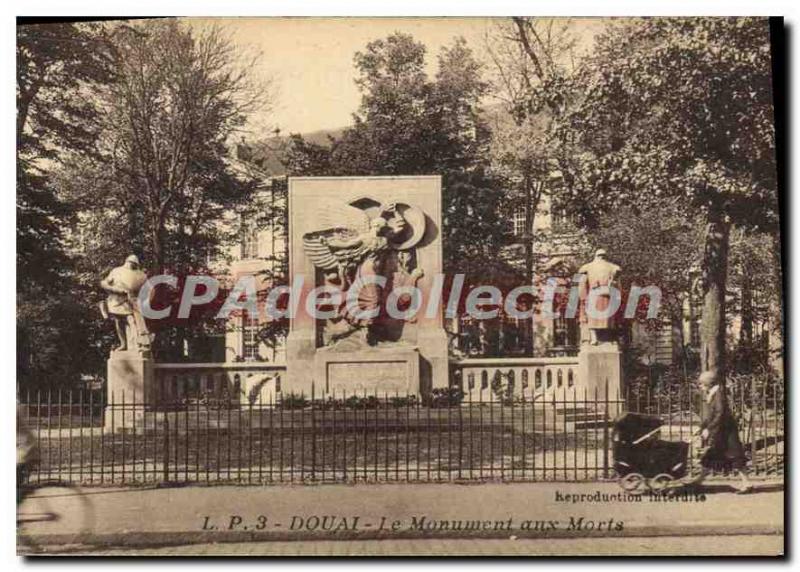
[16,16,784,556]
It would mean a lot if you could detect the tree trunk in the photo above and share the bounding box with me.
[151,218,165,273]
[149,217,173,358]
[17,78,45,143]
[700,209,730,385]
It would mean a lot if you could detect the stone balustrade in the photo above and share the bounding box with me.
[152,356,592,406]
[154,362,286,406]
[452,356,582,402]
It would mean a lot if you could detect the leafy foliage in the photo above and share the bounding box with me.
[57,21,270,361]
[17,22,116,389]
[284,34,512,279]
[555,18,777,228]
[588,201,705,323]
[551,18,779,378]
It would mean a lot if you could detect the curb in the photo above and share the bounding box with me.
[20,523,784,551]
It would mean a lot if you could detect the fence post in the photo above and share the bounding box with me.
[602,378,610,479]
[162,406,170,483]
[311,384,316,482]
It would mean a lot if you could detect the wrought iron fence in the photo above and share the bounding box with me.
[17,378,783,486]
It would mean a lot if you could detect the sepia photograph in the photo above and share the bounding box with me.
[14,14,784,557]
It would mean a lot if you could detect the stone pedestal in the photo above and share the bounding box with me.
[286,330,317,396]
[578,343,623,401]
[105,350,154,430]
[416,329,449,395]
[315,346,420,396]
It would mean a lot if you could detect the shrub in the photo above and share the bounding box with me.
[426,386,464,408]
[278,393,309,410]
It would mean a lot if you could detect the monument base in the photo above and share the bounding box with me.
[105,350,154,430]
[286,330,318,395]
[417,328,450,393]
[314,345,420,397]
[578,342,623,401]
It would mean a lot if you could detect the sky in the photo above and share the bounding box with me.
[187,17,606,137]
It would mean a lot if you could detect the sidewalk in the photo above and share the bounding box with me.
[18,480,784,550]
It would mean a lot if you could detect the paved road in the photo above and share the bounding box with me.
[42,535,784,556]
[19,480,783,556]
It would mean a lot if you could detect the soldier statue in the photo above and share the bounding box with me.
[100,254,153,353]
[578,249,622,345]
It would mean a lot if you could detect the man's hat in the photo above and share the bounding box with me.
[125,254,140,265]
[595,249,607,257]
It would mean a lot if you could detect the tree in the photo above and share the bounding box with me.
[285,33,511,280]
[58,20,271,360]
[485,18,579,281]
[102,21,266,270]
[17,21,114,291]
[586,200,705,373]
[552,18,778,384]
[17,22,115,389]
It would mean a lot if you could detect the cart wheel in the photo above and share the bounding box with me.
[619,473,648,495]
[649,473,674,492]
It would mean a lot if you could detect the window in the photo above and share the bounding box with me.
[553,315,579,348]
[688,271,703,348]
[551,202,576,232]
[513,206,527,237]
[242,316,260,361]
[241,215,259,260]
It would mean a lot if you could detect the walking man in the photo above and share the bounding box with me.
[696,370,754,493]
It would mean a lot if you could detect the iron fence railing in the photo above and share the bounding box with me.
[17,379,783,486]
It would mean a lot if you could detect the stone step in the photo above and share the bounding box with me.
[571,419,614,431]
[563,410,606,421]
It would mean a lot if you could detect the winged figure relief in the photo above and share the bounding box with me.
[302,199,426,345]
[302,202,395,289]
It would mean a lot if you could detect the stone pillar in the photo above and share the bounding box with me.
[105,350,154,430]
[578,343,623,401]
[416,329,449,395]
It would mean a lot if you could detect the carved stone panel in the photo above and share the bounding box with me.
[315,347,420,395]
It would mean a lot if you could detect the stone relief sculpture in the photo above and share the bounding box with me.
[302,199,426,347]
